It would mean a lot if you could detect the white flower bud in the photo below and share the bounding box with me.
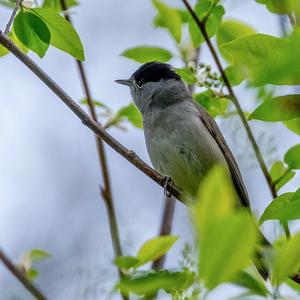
[22,0,34,8]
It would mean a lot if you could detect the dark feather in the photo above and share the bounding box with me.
[132,62,180,86]
[192,101,250,207]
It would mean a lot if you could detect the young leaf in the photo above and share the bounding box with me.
[31,8,84,61]
[217,19,256,62]
[121,46,172,63]
[193,90,229,118]
[270,160,295,191]
[152,0,182,43]
[26,268,39,280]
[192,165,258,290]
[117,103,143,129]
[231,270,269,297]
[25,249,50,262]
[174,67,197,85]
[13,11,50,58]
[118,269,194,295]
[0,44,9,57]
[135,235,178,267]
[42,0,78,12]
[248,94,300,121]
[259,191,300,224]
[189,1,224,48]
[272,232,300,285]
[284,118,300,136]
[284,143,300,169]
[80,98,110,112]
[114,256,139,270]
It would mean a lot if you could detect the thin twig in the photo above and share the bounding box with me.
[0,247,47,300]
[182,0,277,200]
[0,31,185,203]
[59,0,125,280]
[152,195,176,271]
[4,0,22,35]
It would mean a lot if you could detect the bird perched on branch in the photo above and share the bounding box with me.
[116,61,249,207]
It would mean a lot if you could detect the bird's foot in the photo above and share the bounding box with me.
[162,176,173,198]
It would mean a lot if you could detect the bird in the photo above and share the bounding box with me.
[116,61,249,207]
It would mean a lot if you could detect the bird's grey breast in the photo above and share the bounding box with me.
[142,99,227,196]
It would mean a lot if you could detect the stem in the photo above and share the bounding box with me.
[4,0,22,35]
[0,247,47,300]
[182,0,277,199]
[59,0,124,271]
[151,195,176,271]
[0,31,185,202]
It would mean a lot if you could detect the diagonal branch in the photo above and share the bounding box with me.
[182,0,277,200]
[59,0,124,274]
[0,31,185,203]
[0,247,47,300]
[4,0,22,35]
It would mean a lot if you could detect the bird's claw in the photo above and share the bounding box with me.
[162,176,173,198]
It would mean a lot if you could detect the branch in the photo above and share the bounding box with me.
[182,0,277,200]
[151,195,176,271]
[4,0,22,35]
[59,0,124,270]
[0,31,185,204]
[0,247,47,300]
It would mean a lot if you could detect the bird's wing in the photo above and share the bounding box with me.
[192,101,250,207]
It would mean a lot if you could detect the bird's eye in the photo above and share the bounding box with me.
[136,78,145,88]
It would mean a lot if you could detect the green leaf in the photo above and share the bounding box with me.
[118,269,194,295]
[272,232,300,285]
[232,270,269,297]
[13,11,50,58]
[117,103,143,129]
[114,256,139,270]
[192,165,258,290]
[270,160,295,191]
[0,44,9,57]
[259,191,300,224]
[80,98,110,112]
[31,8,84,61]
[174,67,197,85]
[224,65,245,86]
[152,0,182,43]
[136,235,178,267]
[223,33,300,85]
[121,46,172,63]
[217,19,256,62]
[193,90,229,118]
[266,0,294,14]
[284,118,300,136]
[26,268,39,280]
[248,94,300,121]
[189,1,224,48]
[0,0,15,8]
[25,249,50,263]
[284,143,300,169]
[11,27,29,54]
[42,0,78,11]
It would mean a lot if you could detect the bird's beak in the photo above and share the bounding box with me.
[115,79,132,87]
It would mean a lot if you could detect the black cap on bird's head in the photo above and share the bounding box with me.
[115,62,181,88]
